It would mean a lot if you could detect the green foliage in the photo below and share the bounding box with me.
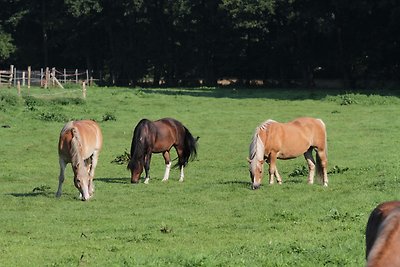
[38,111,68,122]
[101,112,117,122]
[110,150,130,165]
[0,26,15,60]
[0,87,399,266]
[289,165,308,177]
[0,92,19,111]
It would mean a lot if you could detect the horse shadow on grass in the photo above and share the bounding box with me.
[220,180,253,190]
[96,177,130,184]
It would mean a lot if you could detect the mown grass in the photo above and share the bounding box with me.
[0,86,400,266]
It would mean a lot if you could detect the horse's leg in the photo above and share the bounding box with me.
[175,147,186,182]
[275,168,282,184]
[268,155,277,184]
[162,151,171,182]
[143,153,152,184]
[304,148,316,184]
[56,158,66,197]
[179,165,184,182]
[317,149,329,187]
[87,151,100,197]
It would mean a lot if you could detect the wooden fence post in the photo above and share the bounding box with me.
[64,68,66,84]
[82,81,86,99]
[75,69,78,84]
[28,66,31,89]
[45,67,50,89]
[17,81,21,96]
[86,70,89,85]
[9,65,14,87]
[51,67,56,87]
[13,67,17,87]
[22,71,26,87]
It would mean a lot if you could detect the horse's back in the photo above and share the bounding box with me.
[59,120,102,160]
[74,120,103,152]
[288,117,326,147]
[264,117,325,157]
[366,201,400,260]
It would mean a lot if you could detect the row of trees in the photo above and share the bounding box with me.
[1,0,400,87]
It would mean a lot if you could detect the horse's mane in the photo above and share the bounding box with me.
[127,119,151,170]
[62,121,83,166]
[249,120,276,170]
[368,208,400,265]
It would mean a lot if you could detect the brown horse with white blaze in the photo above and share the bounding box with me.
[366,201,400,267]
[57,120,103,201]
[248,117,328,190]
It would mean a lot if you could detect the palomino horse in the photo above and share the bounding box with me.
[366,201,400,266]
[56,120,103,200]
[248,117,328,190]
[127,118,198,184]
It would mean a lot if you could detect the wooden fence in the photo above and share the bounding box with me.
[0,65,95,89]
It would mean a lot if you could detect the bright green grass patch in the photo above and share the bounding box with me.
[0,86,399,266]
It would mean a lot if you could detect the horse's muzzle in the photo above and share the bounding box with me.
[252,183,261,190]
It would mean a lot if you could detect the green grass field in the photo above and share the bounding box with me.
[1,86,399,266]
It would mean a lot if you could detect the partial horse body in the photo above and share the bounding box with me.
[127,118,198,184]
[57,120,103,200]
[366,201,400,267]
[248,117,328,189]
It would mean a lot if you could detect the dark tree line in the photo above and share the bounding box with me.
[1,0,400,87]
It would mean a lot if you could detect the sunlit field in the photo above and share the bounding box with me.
[1,86,399,266]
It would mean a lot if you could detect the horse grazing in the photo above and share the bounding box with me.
[56,120,103,201]
[127,118,198,184]
[248,117,328,190]
[366,201,400,266]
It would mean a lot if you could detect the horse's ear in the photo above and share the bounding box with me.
[195,136,200,142]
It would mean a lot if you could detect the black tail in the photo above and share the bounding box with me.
[127,119,149,171]
[177,126,198,168]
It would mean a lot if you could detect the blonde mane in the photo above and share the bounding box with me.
[61,121,83,166]
[249,120,276,170]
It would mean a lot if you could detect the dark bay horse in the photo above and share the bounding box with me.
[127,118,198,184]
[248,117,328,190]
[366,201,400,266]
[57,120,103,200]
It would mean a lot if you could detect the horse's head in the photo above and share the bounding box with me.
[248,158,264,190]
[72,162,91,201]
[127,160,143,184]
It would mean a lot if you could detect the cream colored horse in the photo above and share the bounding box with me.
[57,120,103,200]
[248,117,328,189]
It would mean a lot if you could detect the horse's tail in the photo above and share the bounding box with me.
[177,126,198,168]
[70,126,82,165]
[127,119,148,171]
[315,119,328,182]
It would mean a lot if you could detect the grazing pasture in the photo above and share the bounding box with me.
[0,86,399,266]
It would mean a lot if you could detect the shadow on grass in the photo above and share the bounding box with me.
[220,180,253,190]
[130,87,400,101]
[96,177,130,184]
[8,185,56,198]
[8,191,54,198]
